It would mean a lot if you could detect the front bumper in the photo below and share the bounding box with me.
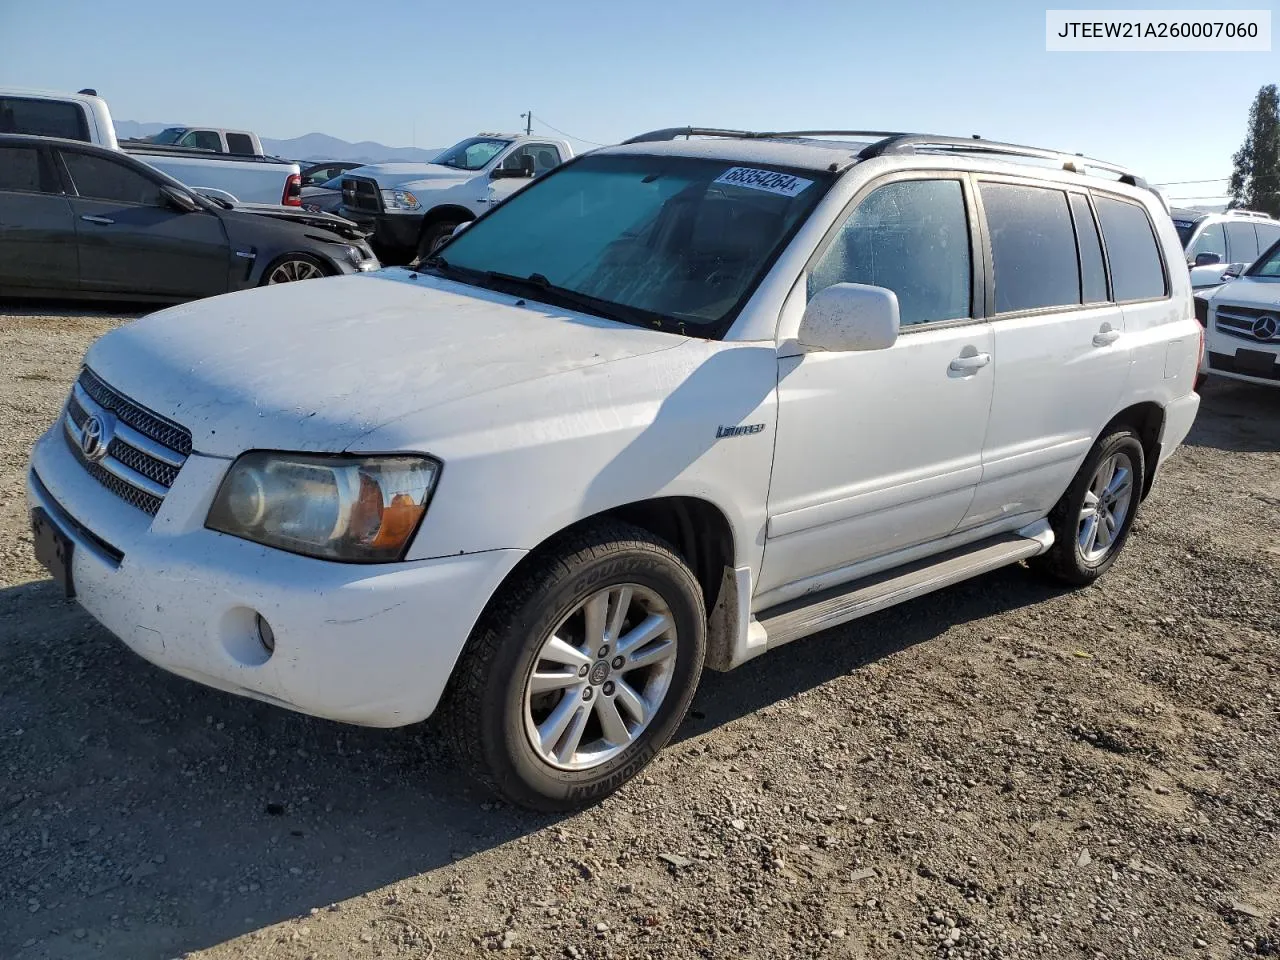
[338,207,423,255]
[26,426,525,727]
[1204,314,1280,385]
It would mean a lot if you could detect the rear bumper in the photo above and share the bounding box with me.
[1156,392,1200,468]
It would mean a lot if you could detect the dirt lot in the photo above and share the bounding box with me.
[1,304,1278,960]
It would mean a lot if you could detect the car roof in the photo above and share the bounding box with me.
[601,137,864,173]
[0,132,115,153]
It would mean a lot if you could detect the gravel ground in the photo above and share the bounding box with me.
[1,304,1278,960]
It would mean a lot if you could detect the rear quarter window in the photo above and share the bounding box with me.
[226,133,255,155]
[0,97,90,141]
[1093,195,1167,302]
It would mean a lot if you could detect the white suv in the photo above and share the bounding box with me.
[26,127,1202,809]
[1173,207,1280,289]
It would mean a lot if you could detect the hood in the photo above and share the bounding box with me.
[84,271,686,458]
[223,202,370,240]
[347,162,471,189]
[1208,274,1280,305]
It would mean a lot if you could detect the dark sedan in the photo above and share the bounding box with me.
[0,135,379,302]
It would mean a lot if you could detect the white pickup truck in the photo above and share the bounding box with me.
[336,133,574,261]
[0,89,302,206]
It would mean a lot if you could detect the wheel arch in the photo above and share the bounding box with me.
[419,204,476,233]
[256,250,337,286]
[1101,401,1164,500]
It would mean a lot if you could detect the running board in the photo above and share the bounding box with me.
[755,526,1052,650]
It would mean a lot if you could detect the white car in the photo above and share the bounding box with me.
[1172,207,1280,290]
[1196,236,1280,386]
[336,133,574,261]
[26,127,1201,809]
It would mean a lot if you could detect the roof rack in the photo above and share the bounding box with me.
[621,127,906,145]
[1227,209,1274,220]
[857,135,1147,187]
[620,127,1149,189]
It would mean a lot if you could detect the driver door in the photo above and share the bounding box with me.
[57,147,230,299]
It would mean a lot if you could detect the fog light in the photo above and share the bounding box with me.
[256,614,276,655]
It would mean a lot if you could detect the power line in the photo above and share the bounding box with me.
[1154,178,1228,186]
[529,114,608,147]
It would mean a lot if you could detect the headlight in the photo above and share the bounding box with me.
[380,188,420,212]
[207,453,440,562]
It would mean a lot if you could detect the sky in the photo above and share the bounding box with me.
[1,0,1275,203]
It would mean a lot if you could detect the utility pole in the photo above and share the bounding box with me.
[520,111,532,135]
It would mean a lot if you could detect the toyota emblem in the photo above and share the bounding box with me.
[80,414,111,462]
[1252,314,1278,342]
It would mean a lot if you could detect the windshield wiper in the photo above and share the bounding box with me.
[481,271,655,327]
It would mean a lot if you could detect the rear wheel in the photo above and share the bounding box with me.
[440,522,706,811]
[262,254,330,285]
[1031,428,1145,586]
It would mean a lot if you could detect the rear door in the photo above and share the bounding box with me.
[0,143,79,292]
[964,181,1130,529]
[57,147,230,298]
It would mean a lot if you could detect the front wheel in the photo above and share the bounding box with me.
[440,522,706,811]
[261,253,330,285]
[415,219,463,262]
[1030,428,1146,587]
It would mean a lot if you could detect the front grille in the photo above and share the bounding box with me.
[62,368,192,516]
[341,176,382,214]
[1214,305,1280,344]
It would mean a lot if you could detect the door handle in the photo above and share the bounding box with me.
[80,215,114,225]
[1092,329,1121,347]
[948,352,991,373]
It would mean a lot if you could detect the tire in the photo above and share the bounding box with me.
[415,219,463,262]
[440,521,707,811]
[261,253,331,285]
[1030,428,1146,587]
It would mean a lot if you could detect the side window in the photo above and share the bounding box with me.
[181,130,223,152]
[980,182,1080,312]
[1224,221,1259,263]
[1255,223,1280,259]
[501,144,561,175]
[0,146,57,194]
[1069,193,1109,304]
[1187,222,1227,262]
[225,133,254,155]
[0,97,90,141]
[1093,195,1167,301]
[60,151,162,206]
[808,178,971,326]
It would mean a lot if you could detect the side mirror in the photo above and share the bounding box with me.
[798,283,900,352]
[1192,252,1222,267]
[160,184,199,212]
[1223,263,1244,279]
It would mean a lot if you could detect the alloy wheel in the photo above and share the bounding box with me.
[523,584,677,771]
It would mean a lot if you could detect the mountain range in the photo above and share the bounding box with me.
[114,121,445,164]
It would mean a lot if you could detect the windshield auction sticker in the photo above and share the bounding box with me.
[1046,10,1271,51]
[715,168,814,198]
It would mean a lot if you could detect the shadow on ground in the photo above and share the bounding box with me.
[0,556,1064,959]
[1187,378,1280,454]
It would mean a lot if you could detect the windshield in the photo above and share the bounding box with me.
[429,153,831,336]
[152,127,188,145]
[431,137,511,171]
[1172,219,1198,247]
[1246,238,1280,277]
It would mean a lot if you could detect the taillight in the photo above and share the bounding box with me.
[1193,295,1209,327]
[282,173,302,207]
